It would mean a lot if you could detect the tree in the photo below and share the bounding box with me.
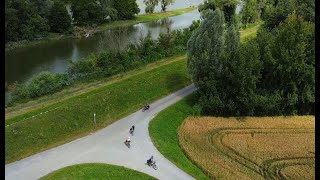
[188,9,262,115]
[241,0,260,25]
[71,0,105,26]
[48,1,71,33]
[98,0,118,20]
[160,0,175,11]
[198,0,239,23]
[187,9,226,114]
[263,13,314,114]
[144,0,159,13]
[5,0,49,42]
[29,0,53,17]
[113,0,140,20]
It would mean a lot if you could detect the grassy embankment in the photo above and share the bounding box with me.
[148,22,263,180]
[179,116,315,179]
[5,7,197,51]
[40,163,157,180]
[149,94,210,180]
[5,55,191,164]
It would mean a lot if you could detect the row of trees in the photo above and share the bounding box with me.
[187,3,314,116]
[8,21,200,105]
[144,0,175,13]
[240,0,314,27]
[5,0,140,43]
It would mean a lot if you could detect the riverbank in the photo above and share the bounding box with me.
[5,6,197,52]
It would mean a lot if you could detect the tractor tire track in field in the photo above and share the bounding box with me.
[208,128,314,180]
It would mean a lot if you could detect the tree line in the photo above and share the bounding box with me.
[187,0,314,116]
[5,0,140,43]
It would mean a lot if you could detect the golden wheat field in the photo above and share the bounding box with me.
[178,116,315,180]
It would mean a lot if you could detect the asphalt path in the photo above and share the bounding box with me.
[5,84,197,180]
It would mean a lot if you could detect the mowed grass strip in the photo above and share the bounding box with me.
[5,57,191,164]
[149,94,210,180]
[98,7,197,31]
[179,116,315,180]
[40,163,157,180]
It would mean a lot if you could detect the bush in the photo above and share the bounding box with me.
[11,72,68,103]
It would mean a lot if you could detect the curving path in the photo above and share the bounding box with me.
[5,84,197,180]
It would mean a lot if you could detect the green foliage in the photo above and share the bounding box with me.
[257,13,315,115]
[11,72,67,103]
[198,0,239,23]
[192,104,202,116]
[262,0,314,31]
[113,0,140,20]
[71,0,105,26]
[5,0,50,42]
[29,0,53,17]
[241,0,260,25]
[144,0,159,13]
[160,0,175,11]
[48,1,71,33]
[187,9,227,115]
[188,8,314,116]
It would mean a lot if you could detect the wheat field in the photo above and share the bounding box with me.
[179,116,315,180]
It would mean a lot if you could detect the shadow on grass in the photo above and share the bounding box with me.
[165,72,192,97]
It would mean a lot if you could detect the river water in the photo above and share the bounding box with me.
[5,0,241,103]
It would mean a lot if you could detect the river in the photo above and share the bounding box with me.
[5,0,241,104]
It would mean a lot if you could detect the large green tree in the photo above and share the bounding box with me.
[257,13,314,114]
[199,0,239,23]
[144,0,159,13]
[262,0,314,31]
[71,0,105,26]
[241,0,260,25]
[48,1,71,33]
[188,9,259,115]
[113,0,139,20]
[5,0,49,42]
[160,0,175,11]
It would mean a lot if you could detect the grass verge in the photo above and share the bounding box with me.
[149,93,210,180]
[5,56,191,164]
[179,116,315,179]
[40,163,157,180]
[240,21,263,42]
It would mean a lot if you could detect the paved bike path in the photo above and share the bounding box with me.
[5,84,197,180]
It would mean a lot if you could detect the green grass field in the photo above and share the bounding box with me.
[149,93,210,180]
[40,163,157,180]
[239,21,263,42]
[5,56,191,164]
